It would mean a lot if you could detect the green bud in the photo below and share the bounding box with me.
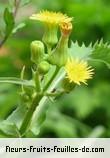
[48,35,69,67]
[62,78,75,92]
[42,25,58,48]
[38,61,50,74]
[30,40,44,64]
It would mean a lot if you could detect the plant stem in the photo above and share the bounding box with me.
[47,45,52,55]
[19,93,43,136]
[14,0,21,17]
[0,35,9,48]
[19,66,60,136]
[45,90,65,97]
[43,66,60,91]
[33,71,41,92]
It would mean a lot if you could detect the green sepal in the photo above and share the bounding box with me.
[48,35,69,67]
[42,25,58,48]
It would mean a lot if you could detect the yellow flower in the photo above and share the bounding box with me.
[30,10,72,25]
[65,58,94,85]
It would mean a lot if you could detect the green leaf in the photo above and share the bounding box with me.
[7,105,27,129]
[12,23,26,34]
[69,41,92,60]
[0,120,20,137]
[91,40,110,68]
[0,77,35,87]
[4,8,15,36]
[28,104,48,136]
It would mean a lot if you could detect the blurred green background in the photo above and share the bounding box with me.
[0,0,110,137]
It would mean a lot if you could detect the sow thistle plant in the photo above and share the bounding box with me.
[0,10,109,137]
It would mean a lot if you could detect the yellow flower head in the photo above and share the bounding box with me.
[65,58,94,85]
[30,10,72,25]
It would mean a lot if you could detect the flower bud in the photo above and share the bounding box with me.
[42,25,58,48]
[30,40,44,64]
[38,61,50,74]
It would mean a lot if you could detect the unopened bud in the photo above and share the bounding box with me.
[30,40,44,64]
[38,61,50,74]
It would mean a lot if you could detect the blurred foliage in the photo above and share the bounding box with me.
[0,0,110,137]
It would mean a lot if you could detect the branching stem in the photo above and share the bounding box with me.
[19,66,60,136]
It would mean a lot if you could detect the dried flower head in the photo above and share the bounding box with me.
[60,22,72,36]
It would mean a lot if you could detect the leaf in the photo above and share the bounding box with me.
[91,40,110,68]
[28,104,48,136]
[0,77,35,87]
[7,105,27,129]
[0,120,20,137]
[12,23,26,34]
[69,41,92,60]
[4,8,15,36]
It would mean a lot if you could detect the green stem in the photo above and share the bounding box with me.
[33,71,41,92]
[30,70,65,133]
[0,35,9,48]
[43,66,60,91]
[47,45,52,55]
[19,93,43,136]
[20,66,60,136]
[45,90,65,97]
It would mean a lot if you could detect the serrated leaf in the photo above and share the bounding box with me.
[4,8,15,36]
[69,41,92,60]
[0,77,35,87]
[91,40,110,68]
